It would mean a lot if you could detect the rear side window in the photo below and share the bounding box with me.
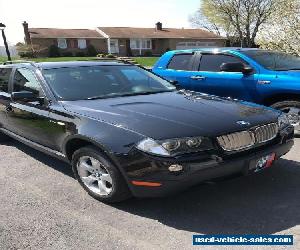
[0,68,12,93]
[199,54,246,72]
[167,54,193,70]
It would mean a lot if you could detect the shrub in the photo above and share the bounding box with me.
[48,45,60,57]
[144,51,153,57]
[61,51,73,57]
[106,54,116,58]
[87,44,97,56]
[96,53,106,58]
[19,51,34,58]
[16,43,45,58]
[75,51,86,57]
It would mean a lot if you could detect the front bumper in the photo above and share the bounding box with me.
[117,126,294,198]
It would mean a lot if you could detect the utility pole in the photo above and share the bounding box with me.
[0,23,12,61]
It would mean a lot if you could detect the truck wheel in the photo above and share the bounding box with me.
[71,146,131,203]
[0,131,11,142]
[271,100,300,133]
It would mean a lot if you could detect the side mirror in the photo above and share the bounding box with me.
[168,80,182,90]
[11,91,38,102]
[220,62,253,74]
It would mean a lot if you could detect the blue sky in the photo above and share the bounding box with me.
[0,0,200,45]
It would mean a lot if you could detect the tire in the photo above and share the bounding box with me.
[0,131,11,142]
[271,100,300,133]
[71,146,131,203]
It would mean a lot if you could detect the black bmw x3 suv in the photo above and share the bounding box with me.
[0,61,294,202]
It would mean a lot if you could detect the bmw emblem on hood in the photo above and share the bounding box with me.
[236,120,251,126]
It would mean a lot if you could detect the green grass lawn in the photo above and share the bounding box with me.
[133,57,159,66]
[0,56,18,63]
[0,56,159,67]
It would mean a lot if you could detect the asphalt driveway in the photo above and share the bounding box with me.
[0,137,299,250]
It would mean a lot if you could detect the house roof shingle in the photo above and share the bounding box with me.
[29,28,104,38]
[97,27,225,40]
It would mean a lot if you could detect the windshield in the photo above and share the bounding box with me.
[242,50,300,71]
[43,65,175,101]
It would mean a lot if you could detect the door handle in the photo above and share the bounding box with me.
[190,76,206,80]
[257,80,271,85]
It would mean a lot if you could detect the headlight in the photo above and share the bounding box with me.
[136,138,170,156]
[278,113,290,129]
[136,137,213,156]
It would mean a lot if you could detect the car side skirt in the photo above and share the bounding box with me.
[0,128,68,162]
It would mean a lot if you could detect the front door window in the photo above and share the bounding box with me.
[110,39,119,54]
[13,68,43,98]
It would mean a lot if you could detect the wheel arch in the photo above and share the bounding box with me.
[63,135,114,163]
[63,135,133,190]
[262,93,300,106]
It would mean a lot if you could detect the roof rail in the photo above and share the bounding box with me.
[2,60,37,67]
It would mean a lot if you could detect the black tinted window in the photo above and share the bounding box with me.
[168,54,193,70]
[13,68,43,96]
[199,54,245,72]
[242,50,300,71]
[0,68,12,92]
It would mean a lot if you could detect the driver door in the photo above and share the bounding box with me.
[6,67,57,149]
[190,53,259,101]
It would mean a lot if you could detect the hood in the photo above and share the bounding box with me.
[61,91,279,139]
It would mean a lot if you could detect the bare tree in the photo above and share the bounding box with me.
[258,0,300,54]
[189,11,222,36]
[190,0,280,47]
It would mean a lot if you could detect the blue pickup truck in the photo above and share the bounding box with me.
[152,48,300,132]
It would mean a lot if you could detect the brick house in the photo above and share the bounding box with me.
[97,22,226,56]
[23,21,226,57]
[23,22,106,56]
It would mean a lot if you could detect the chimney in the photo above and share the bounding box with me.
[155,22,162,31]
[22,21,31,44]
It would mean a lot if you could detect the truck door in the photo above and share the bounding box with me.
[189,53,258,101]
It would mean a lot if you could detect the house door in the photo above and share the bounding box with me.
[110,39,119,54]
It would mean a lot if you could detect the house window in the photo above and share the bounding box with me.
[78,39,87,49]
[130,39,151,49]
[57,38,67,49]
[68,39,78,48]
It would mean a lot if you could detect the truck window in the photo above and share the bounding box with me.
[199,54,246,72]
[167,54,193,70]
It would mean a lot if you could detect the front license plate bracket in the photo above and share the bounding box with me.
[249,153,276,172]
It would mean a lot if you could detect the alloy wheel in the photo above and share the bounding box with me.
[77,156,113,196]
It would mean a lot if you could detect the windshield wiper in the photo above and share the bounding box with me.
[85,90,174,100]
[121,90,174,97]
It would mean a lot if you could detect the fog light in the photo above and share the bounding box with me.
[168,164,183,172]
